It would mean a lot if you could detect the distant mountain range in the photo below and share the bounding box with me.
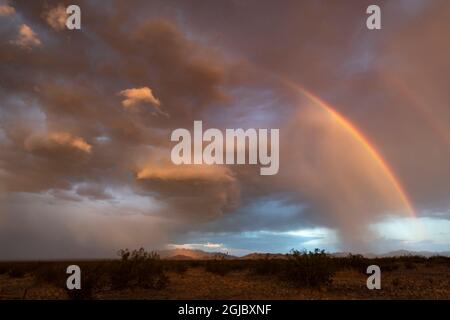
[159,248,450,260]
[378,250,450,258]
[158,248,233,260]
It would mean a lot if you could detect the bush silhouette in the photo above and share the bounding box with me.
[282,249,335,288]
[110,248,168,290]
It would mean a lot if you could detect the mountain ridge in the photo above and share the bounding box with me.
[158,248,450,260]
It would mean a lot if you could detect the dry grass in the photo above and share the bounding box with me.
[0,250,449,300]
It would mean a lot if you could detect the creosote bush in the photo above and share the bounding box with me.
[110,248,168,290]
[282,249,335,288]
[249,256,284,276]
[205,259,232,276]
[30,248,169,299]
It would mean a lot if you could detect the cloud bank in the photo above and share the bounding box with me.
[0,0,449,258]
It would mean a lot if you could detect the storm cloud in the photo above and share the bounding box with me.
[0,0,449,258]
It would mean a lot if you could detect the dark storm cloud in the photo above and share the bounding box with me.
[0,0,248,258]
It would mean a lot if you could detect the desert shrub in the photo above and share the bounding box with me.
[250,257,283,276]
[34,264,66,286]
[427,256,450,267]
[404,260,416,270]
[65,267,98,300]
[0,263,11,275]
[345,254,368,273]
[406,255,427,264]
[110,248,168,290]
[171,261,189,275]
[204,259,232,276]
[282,249,335,288]
[8,267,27,278]
[376,258,400,272]
[204,258,248,275]
[34,262,107,300]
[6,263,39,278]
[187,260,203,268]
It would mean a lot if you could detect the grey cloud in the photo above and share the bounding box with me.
[0,0,449,258]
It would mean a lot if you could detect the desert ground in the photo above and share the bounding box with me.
[0,250,449,300]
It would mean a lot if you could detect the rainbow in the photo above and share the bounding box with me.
[383,74,450,150]
[282,79,417,219]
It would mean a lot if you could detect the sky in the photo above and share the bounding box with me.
[0,0,449,259]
